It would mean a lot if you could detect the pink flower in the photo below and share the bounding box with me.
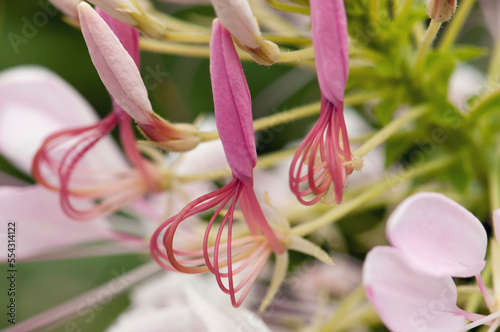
[78,2,200,152]
[289,0,353,206]
[364,246,468,332]
[151,20,332,309]
[31,9,164,221]
[151,19,285,307]
[363,192,493,331]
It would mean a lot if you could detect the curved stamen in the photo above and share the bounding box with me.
[290,97,352,205]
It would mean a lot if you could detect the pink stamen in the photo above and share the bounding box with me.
[290,97,352,205]
[150,176,284,307]
[33,107,160,220]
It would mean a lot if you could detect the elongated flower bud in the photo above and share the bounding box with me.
[426,0,457,22]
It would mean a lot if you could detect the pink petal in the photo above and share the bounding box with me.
[209,19,257,181]
[78,2,153,125]
[387,192,487,278]
[0,186,112,261]
[210,0,260,49]
[310,0,349,105]
[0,66,126,173]
[363,246,465,332]
[96,7,140,66]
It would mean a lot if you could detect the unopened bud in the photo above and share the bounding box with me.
[233,37,281,66]
[211,0,280,65]
[427,0,457,23]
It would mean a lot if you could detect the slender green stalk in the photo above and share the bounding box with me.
[370,0,380,22]
[467,87,500,124]
[140,38,211,58]
[354,106,427,157]
[488,35,500,84]
[395,0,414,22]
[489,159,500,211]
[318,287,372,332]
[438,0,476,52]
[200,92,379,142]
[414,20,442,72]
[291,155,455,237]
[265,0,310,15]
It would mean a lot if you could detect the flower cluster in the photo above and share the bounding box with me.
[1,0,500,330]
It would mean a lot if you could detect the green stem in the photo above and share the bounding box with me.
[490,159,500,211]
[354,105,427,157]
[318,287,371,332]
[265,0,310,15]
[395,0,414,22]
[438,0,476,52]
[487,33,500,84]
[200,92,379,142]
[414,20,442,73]
[370,0,380,22]
[291,155,455,237]
[467,87,500,124]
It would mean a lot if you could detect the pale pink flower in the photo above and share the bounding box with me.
[363,192,494,331]
[364,246,469,332]
[290,0,353,206]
